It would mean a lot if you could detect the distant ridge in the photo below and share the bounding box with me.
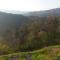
[24,8,60,17]
[0,11,30,36]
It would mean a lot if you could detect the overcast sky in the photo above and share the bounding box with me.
[0,0,60,11]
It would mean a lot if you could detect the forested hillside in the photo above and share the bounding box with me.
[0,8,60,60]
[1,15,60,53]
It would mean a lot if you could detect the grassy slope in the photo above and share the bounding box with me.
[0,45,60,60]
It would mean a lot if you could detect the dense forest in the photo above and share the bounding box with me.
[0,15,60,54]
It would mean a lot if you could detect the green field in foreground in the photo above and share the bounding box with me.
[0,45,60,60]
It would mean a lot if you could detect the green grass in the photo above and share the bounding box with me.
[0,45,60,60]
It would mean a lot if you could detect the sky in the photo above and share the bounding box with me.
[0,0,60,11]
